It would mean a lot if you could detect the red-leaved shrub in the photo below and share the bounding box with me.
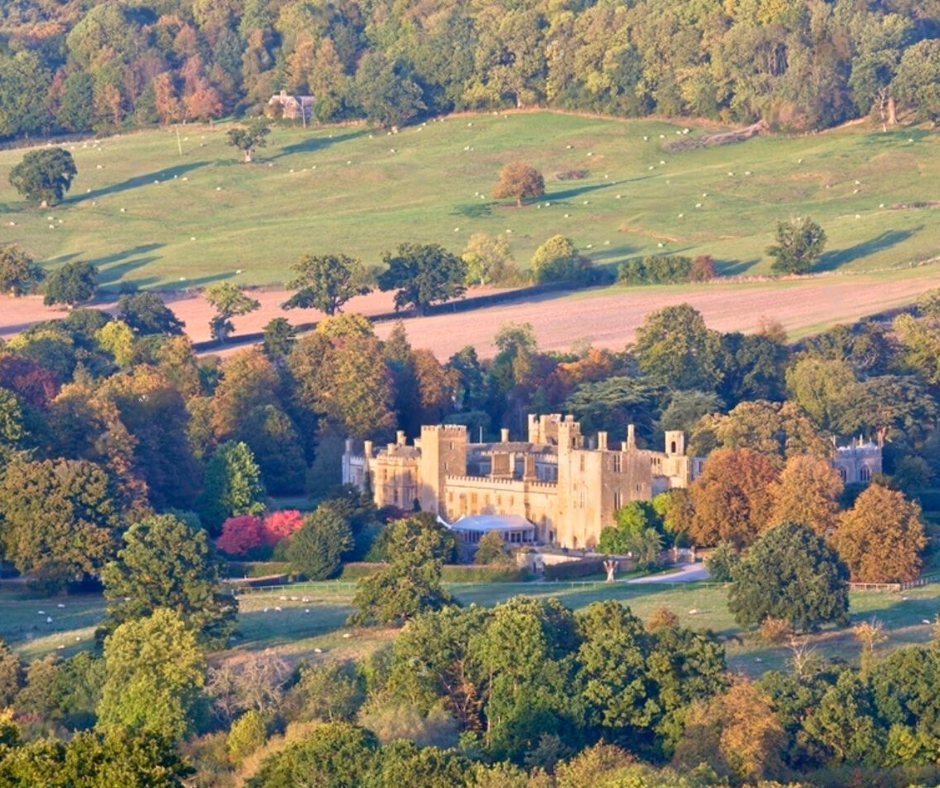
[216,514,265,556]
[262,509,303,546]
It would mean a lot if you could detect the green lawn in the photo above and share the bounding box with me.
[4,580,939,676]
[1,113,939,290]
[0,586,104,660]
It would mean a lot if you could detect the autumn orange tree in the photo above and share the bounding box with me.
[492,162,545,207]
[688,447,781,548]
[770,454,844,537]
[832,483,926,583]
[673,679,787,784]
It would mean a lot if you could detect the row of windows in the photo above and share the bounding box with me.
[447,491,518,509]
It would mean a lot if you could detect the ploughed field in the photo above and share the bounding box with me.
[0,270,934,360]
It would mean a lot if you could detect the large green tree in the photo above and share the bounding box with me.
[349,514,455,626]
[43,260,98,307]
[248,722,379,788]
[634,304,723,392]
[204,282,261,342]
[355,52,426,129]
[728,521,850,632]
[287,503,354,580]
[0,244,44,296]
[378,243,467,314]
[197,441,265,534]
[766,216,827,274]
[96,608,206,742]
[0,728,191,787]
[9,148,77,206]
[117,292,185,335]
[283,253,371,315]
[227,120,270,162]
[0,458,120,588]
[101,514,237,645]
[530,235,590,284]
[892,39,940,124]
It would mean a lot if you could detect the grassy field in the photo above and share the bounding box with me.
[3,579,939,676]
[1,112,939,290]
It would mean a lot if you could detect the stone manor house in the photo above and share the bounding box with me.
[342,413,881,550]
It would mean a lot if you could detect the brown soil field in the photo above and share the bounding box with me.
[0,271,936,360]
[370,273,939,358]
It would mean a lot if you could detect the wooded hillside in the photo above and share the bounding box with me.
[1,0,940,139]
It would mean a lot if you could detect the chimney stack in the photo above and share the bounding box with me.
[627,424,636,449]
[598,431,608,451]
[501,428,510,443]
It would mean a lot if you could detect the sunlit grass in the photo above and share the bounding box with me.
[0,113,937,291]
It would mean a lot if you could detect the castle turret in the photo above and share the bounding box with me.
[419,425,467,515]
[665,430,685,456]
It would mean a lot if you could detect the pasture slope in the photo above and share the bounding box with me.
[1,112,940,286]
[2,581,939,677]
[0,110,939,353]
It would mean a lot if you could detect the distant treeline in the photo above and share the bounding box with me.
[1,0,940,139]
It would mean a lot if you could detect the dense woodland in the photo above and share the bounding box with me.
[3,0,940,140]
[0,285,940,584]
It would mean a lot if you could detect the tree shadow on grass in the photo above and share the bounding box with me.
[452,202,493,218]
[88,244,165,289]
[717,258,760,276]
[546,181,617,202]
[70,161,210,204]
[815,227,921,272]
[271,129,369,160]
[587,243,640,265]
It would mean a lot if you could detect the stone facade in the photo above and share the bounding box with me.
[342,414,704,549]
[832,438,883,483]
[267,90,315,121]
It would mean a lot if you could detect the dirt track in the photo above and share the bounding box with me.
[0,273,935,360]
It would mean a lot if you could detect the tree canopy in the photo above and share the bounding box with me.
[204,282,261,342]
[96,608,206,742]
[101,513,236,645]
[378,243,467,314]
[0,245,44,296]
[728,521,850,632]
[43,260,98,307]
[349,514,455,626]
[767,216,827,275]
[117,292,185,335]
[9,148,76,205]
[287,503,354,580]
[227,120,269,162]
[832,483,926,583]
[492,162,545,207]
[283,253,371,315]
[0,458,120,589]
